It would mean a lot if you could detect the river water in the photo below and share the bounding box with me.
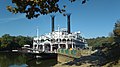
[0,52,57,67]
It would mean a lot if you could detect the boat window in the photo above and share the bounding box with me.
[62,39,66,42]
[41,39,44,42]
[56,39,61,42]
[67,39,70,41]
[38,40,41,42]
[51,39,55,42]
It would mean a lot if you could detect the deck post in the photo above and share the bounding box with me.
[72,44,73,49]
[66,43,68,49]
[72,42,74,49]
[58,44,60,49]
[51,45,53,52]
[43,45,45,52]
[36,44,39,50]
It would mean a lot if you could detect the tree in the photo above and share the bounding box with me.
[16,35,33,47]
[113,20,120,43]
[7,0,87,19]
[1,34,12,48]
[0,34,17,50]
[24,36,33,47]
[0,34,33,50]
[16,36,27,46]
[103,21,120,64]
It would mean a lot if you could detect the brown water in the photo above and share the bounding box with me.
[0,52,57,67]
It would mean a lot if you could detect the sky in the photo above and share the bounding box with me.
[0,0,120,38]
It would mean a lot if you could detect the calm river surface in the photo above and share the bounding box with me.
[0,52,57,67]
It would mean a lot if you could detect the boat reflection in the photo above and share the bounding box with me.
[0,52,57,67]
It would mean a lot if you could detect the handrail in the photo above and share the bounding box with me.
[57,49,81,58]
[57,48,91,58]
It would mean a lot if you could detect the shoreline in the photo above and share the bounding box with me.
[53,61,94,67]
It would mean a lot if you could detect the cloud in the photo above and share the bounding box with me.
[0,14,25,24]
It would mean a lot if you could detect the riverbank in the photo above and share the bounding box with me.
[54,58,120,67]
[0,49,120,67]
[53,62,92,67]
[54,62,120,67]
[54,50,120,67]
[54,55,105,67]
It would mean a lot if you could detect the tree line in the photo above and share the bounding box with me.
[86,20,120,49]
[0,34,33,51]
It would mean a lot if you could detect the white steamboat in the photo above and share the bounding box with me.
[33,14,88,53]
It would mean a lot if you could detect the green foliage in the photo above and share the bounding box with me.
[17,36,33,47]
[0,34,33,51]
[113,20,120,43]
[1,34,13,48]
[86,20,120,66]
[86,36,113,48]
[7,0,87,19]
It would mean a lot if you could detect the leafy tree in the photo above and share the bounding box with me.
[16,35,33,47]
[1,34,12,48]
[101,21,120,64]
[86,21,120,65]
[113,20,120,43]
[16,36,26,46]
[0,34,33,51]
[24,36,33,47]
[7,0,87,19]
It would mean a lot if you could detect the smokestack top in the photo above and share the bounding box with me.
[66,13,71,16]
[50,15,55,18]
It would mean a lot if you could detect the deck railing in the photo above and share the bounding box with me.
[57,49,81,58]
[57,48,91,58]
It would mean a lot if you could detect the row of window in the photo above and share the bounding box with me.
[33,39,74,43]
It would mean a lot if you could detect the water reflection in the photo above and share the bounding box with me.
[0,52,57,67]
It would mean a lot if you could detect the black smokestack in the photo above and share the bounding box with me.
[51,15,55,32]
[67,14,71,34]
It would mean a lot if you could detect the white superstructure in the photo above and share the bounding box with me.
[33,28,88,52]
[33,14,88,52]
